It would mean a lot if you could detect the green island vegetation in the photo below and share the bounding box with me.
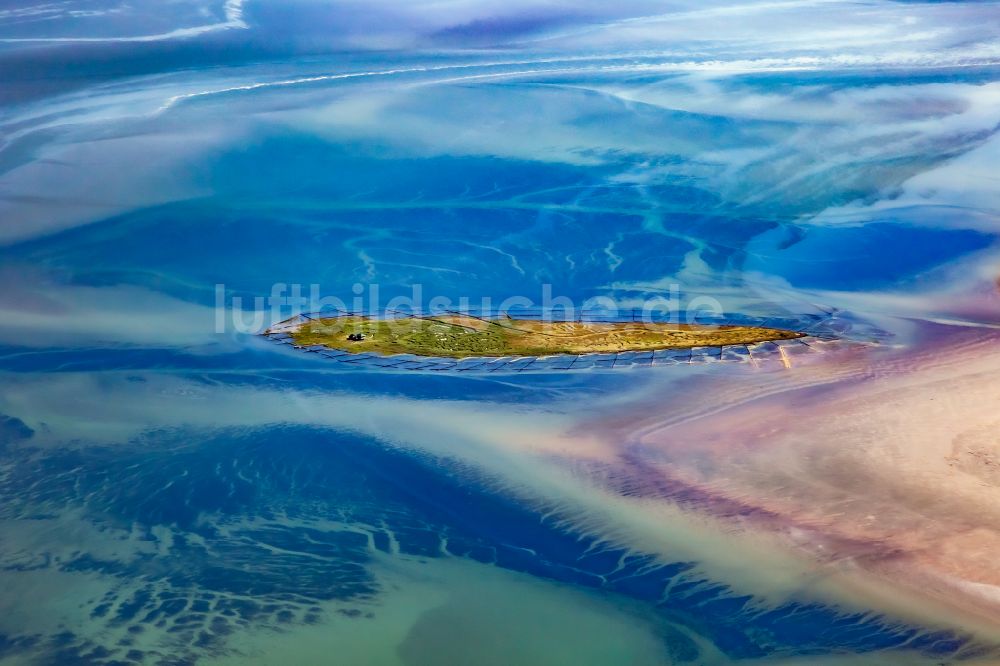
[288,314,804,358]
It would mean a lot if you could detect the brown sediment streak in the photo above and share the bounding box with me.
[586,324,1000,632]
[580,452,910,561]
[571,445,918,575]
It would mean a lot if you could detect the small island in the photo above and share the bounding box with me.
[284,313,804,358]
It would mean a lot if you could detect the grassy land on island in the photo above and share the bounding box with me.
[287,314,804,358]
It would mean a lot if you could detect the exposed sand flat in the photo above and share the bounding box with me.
[600,327,1000,636]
